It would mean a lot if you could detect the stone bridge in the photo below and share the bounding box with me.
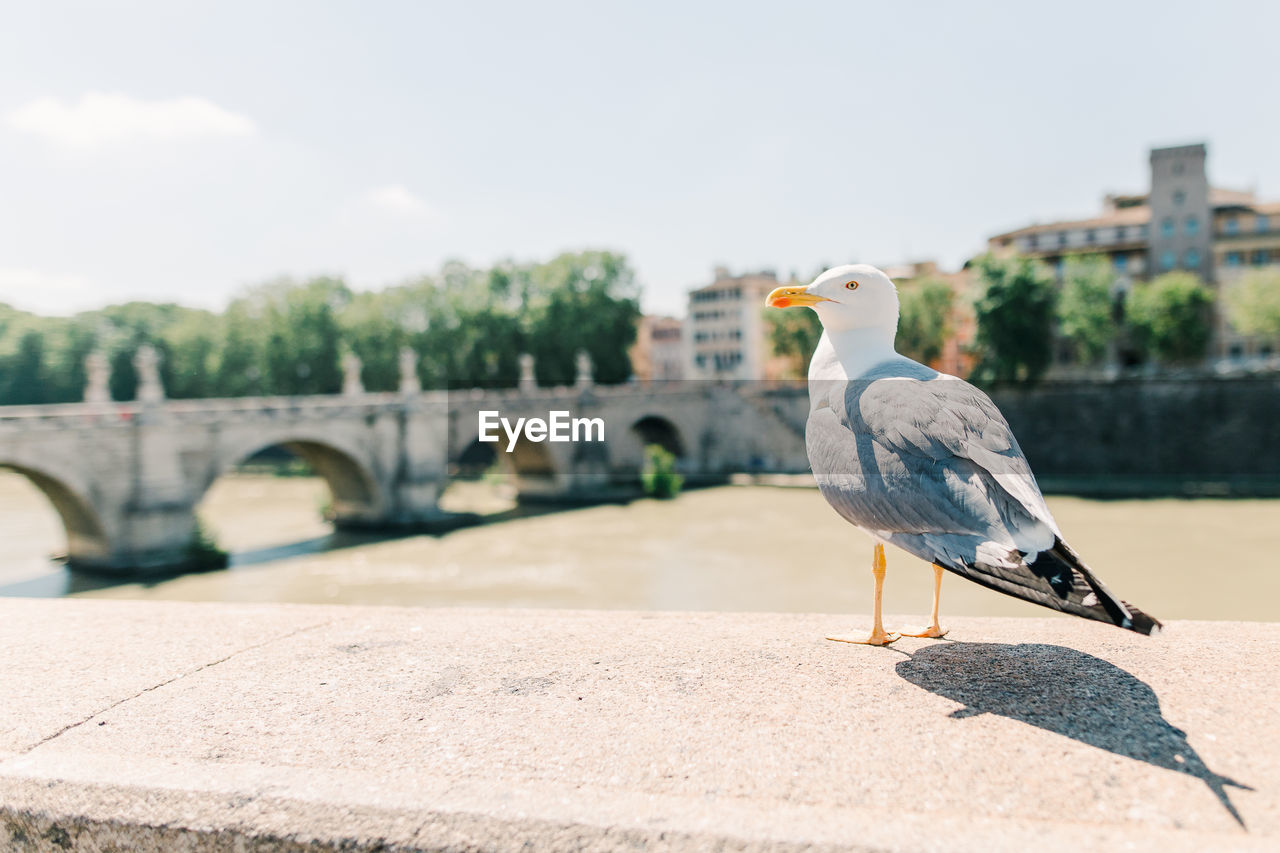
[0,351,808,573]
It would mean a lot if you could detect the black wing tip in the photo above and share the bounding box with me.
[1118,600,1163,637]
[1043,541,1164,636]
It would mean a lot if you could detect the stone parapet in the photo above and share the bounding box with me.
[1,600,1276,850]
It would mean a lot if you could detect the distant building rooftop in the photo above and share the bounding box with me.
[690,269,779,296]
[990,187,1263,242]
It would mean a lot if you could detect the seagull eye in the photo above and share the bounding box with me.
[845,280,859,290]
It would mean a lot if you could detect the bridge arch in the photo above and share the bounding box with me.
[630,415,686,458]
[453,436,498,479]
[0,461,111,564]
[508,435,557,481]
[206,434,383,526]
[600,413,690,485]
[450,430,564,498]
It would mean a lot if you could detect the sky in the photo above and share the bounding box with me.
[1,1,1277,317]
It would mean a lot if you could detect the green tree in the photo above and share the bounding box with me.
[231,277,351,395]
[340,289,410,391]
[84,301,191,401]
[0,308,103,405]
[896,277,955,366]
[397,263,526,390]
[971,254,1057,384]
[1057,255,1116,364]
[444,263,526,389]
[0,328,48,404]
[0,251,644,403]
[213,304,264,397]
[522,251,640,386]
[1126,272,1214,364]
[161,310,220,398]
[1224,268,1280,340]
[41,318,97,403]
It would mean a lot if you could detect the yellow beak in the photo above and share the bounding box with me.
[765,286,831,308]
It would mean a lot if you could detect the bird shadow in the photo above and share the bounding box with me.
[893,642,1253,828]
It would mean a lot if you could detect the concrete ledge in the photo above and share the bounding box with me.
[1,600,1277,851]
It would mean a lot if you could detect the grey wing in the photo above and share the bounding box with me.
[858,376,1059,536]
[806,374,1160,633]
[807,375,1057,563]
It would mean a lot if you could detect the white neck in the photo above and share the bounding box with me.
[810,326,899,380]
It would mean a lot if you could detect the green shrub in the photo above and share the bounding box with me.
[1058,255,1117,364]
[896,277,956,366]
[1126,272,1214,364]
[641,444,683,499]
[971,253,1057,384]
[186,519,229,571]
[1225,268,1280,340]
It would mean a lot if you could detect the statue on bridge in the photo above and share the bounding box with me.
[399,347,421,395]
[519,353,537,393]
[342,352,365,397]
[84,350,111,404]
[133,344,165,403]
[575,350,594,389]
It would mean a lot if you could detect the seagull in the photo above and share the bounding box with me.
[766,264,1161,643]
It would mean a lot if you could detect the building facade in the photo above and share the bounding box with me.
[686,267,779,380]
[1213,195,1280,359]
[629,315,685,382]
[988,142,1280,361]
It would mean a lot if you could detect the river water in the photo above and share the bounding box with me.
[0,471,1276,621]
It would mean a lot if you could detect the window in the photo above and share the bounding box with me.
[1173,189,1186,205]
[1114,254,1128,272]
[1185,216,1199,236]
[1254,250,1272,266]
[1161,218,1175,238]
[1027,234,1038,250]
[1259,215,1271,234]
[1227,252,1243,266]
[1115,226,1127,242]
[1085,229,1096,244]
[1160,251,1176,270]
[1225,217,1239,235]
[1184,249,1201,269]
[1057,232,1067,248]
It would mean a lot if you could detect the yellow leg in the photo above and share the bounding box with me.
[827,543,899,646]
[898,564,949,639]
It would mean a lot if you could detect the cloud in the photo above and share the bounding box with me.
[364,185,434,216]
[5,92,256,150]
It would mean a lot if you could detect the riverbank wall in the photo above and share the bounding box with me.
[981,375,1280,495]
[2,599,1277,851]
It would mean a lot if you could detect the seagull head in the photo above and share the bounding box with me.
[765,264,899,333]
